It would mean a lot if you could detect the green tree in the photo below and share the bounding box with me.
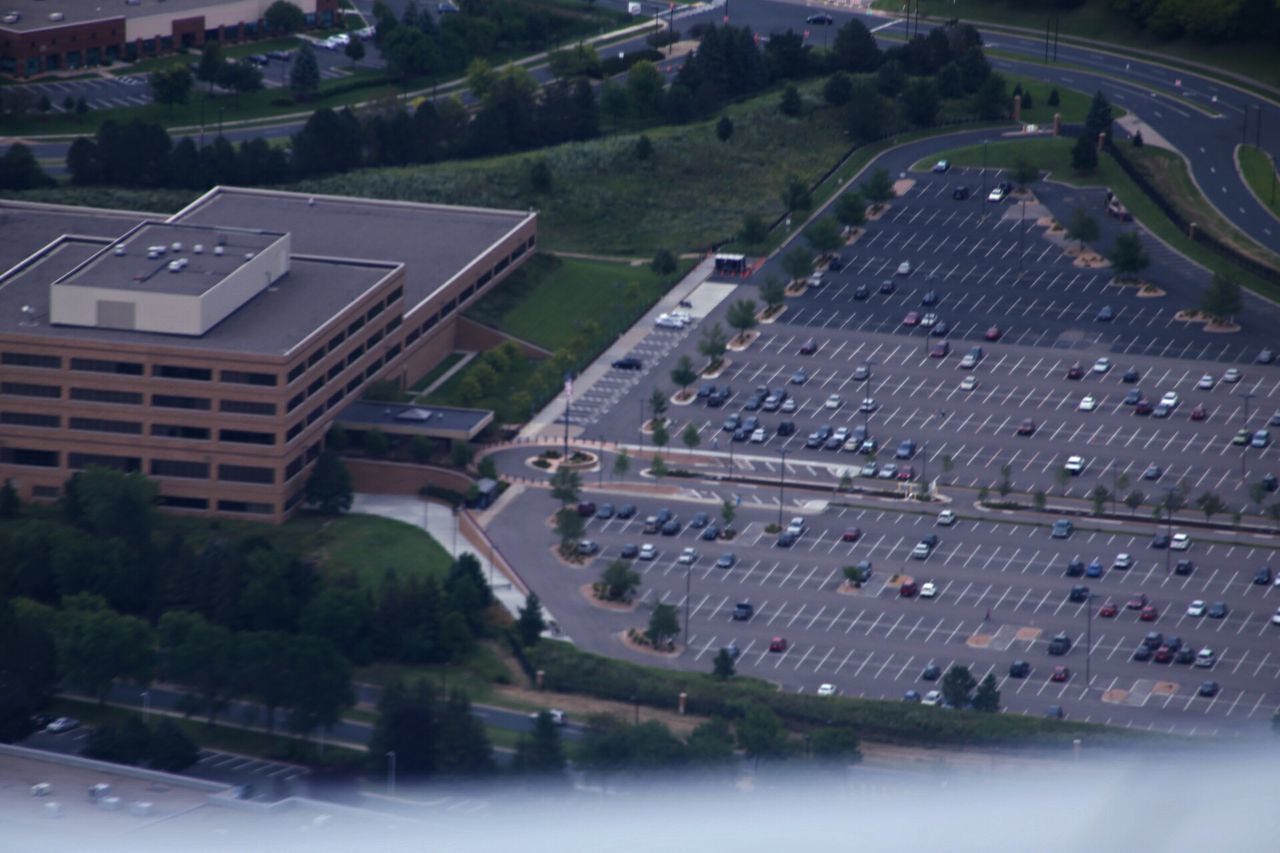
[514,710,567,776]
[150,67,193,111]
[739,213,768,246]
[148,718,198,771]
[697,322,729,370]
[1250,481,1269,512]
[647,602,680,649]
[281,635,353,740]
[810,727,862,763]
[1048,88,1060,106]
[516,592,546,646]
[549,466,582,506]
[681,422,702,454]
[823,71,853,106]
[671,355,697,396]
[832,19,880,72]
[363,428,390,458]
[344,37,366,69]
[368,679,439,779]
[1091,485,1109,515]
[0,479,20,519]
[410,435,432,464]
[1010,156,1039,191]
[265,0,306,33]
[1125,489,1145,515]
[804,218,843,260]
[1109,231,1150,282]
[327,424,349,452]
[781,248,814,284]
[861,168,895,210]
[716,115,735,142]
[687,717,736,766]
[196,42,225,94]
[727,299,758,343]
[736,703,789,763]
[651,423,669,450]
[1200,273,1243,322]
[845,79,888,142]
[834,189,866,231]
[760,276,786,313]
[85,716,151,766]
[712,648,735,679]
[941,664,977,708]
[972,673,1001,712]
[305,450,353,514]
[780,84,803,117]
[648,387,668,425]
[436,690,495,776]
[974,74,1008,120]
[651,248,677,275]
[1071,132,1099,171]
[554,507,585,554]
[289,42,320,100]
[1196,491,1226,521]
[0,599,57,740]
[57,598,153,704]
[156,611,235,725]
[721,498,736,531]
[843,563,871,586]
[902,78,940,126]
[1083,89,1114,140]
[600,559,640,602]
[1067,207,1100,252]
[613,448,631,479]
[781,174,812,212]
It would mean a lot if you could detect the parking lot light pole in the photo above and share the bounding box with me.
[864,358,877,439]
[982,141,989,198]
[1162,485,1176,575]
[777,448,788,529]
[1241,391,1255,479]
[921,439,929,499]
[1018,198,1027,280]
[684,560,691,654]
[1085,592,1096,687]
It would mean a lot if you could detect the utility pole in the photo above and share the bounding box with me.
[1085,592,1095,687]
[684,560,691,654]
[1241,391,1255,479]
[777,448,788,529]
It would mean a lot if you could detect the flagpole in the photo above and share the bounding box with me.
[563,372,572,462]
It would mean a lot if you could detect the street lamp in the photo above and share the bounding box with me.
[1241,391,1255,479]
[684,557,691,655]
[863,358,877,439]
[1085,591,1097,687]
[1162,485,1176,575]
[777,448,788,529]
[920,439,929,499]
[1018,197,1027,280]
[981,140,989,198]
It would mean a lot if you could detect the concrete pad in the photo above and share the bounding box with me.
[1014,627,1043,642]
[1151,680,1179,696]
[1125,678,1156,706]
[966,633,993,649]
[685,280,740,318]
[1102,688,1129,704]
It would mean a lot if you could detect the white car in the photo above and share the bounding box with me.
[669,310,692,325]
[1187,599,1207,617]
[959,353,979,369]
[654,313,685,329]
[787,517,806,536]
[1092,357,1111,374]
[750,427,767,443]
[638,544,658,560]
[987,186,1006,203]
[859,398,877,413]
[817,683,836,697]
[911,542,932,559]
[921,690,943,706]
[1195,648,1216,668]
[921,312,938,328]
[45,717,80,733]
[824,394,841,409]
[1197,374,1216,390]
[1064,455,1085,475]
[530,708,566,725]
[937,509,957,526]
[1078,395,1098,412]
[678,547,698,564]
[1170,533,1191,551]
[1160,391,1179,408]
[932,160,950,173]
[1223,368,1242,383]
[1113,553,1133,570]
[897,261,912,276]
[1272,607,1280,625]
[960,375,978,391]
[920,582,938,598]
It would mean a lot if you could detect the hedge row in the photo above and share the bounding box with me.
[527,642,1155,748]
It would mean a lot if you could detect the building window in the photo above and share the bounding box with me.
[407,328,421,345]
[367,328,384,347]
[326,389,344,409]
[70,417,143,435]
[219,429,275,445]
[346,343,365,366]
[156,495,209,510]
[327,362,343,381]
[1,447,59,467]
[2,382,61,399]
[305,406,323,425]
[220,370,277,387]
[346,376,361,393]
[366,301,385,321]
[387,286,404,303]
[151,393,210,410]
[460,283,475,301]
[287,363,306,383]
[150,459,210,479]
[71,387,141,405]
[1,411,60,428]
[218,464,275,484]
[287,392,305,412]
[307,349,325,368]
[220,399,277,416]
[307,376,324,396]
[68,452,139,472]
[285,422,303,441]
[364,357,384,379]
[478,269,492,287]
[154,364,212,381]
[440,299,456,317]
[151,423,211,440]
[386,343,402,362]
[422,314,439,333]
[328,330,346,352]
[285,456,304,480]
[348,316,365,336]
[386,315,403,333]
[70,357,143,375]
[216,500,274,515]
[2,352,61,368]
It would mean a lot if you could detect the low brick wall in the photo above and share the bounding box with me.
[344,458,474,496]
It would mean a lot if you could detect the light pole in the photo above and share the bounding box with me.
[684,559,691,654]
[920,439,929,499]
[777,448,788,529]
[1241,391,1255,479]
[863,358,877,439]
[387,750,397,794]
[1085,591,1097,687]
[981,141,989,198]
[563,371,572,461]
[1018,198,1027,280]
[1162,485,1176,575]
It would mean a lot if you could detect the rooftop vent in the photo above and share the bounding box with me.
[395,407,435,422]
[113,244,126,256]
[49,11,63,21]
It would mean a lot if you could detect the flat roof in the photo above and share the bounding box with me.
[56,222,283,297]
[0,237,398,356]
[0,0,257,33]
[338,400,493,439]
[0,202,149,275]
[174,187,534,316]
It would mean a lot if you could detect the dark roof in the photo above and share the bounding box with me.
[0,0,258,33]
[0,201,149,274]
[337,401,493,439]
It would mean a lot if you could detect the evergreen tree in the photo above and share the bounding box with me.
[514,710,567,776]
[516,592,546,646]
[290,41,320,100]
[304,450,353,514]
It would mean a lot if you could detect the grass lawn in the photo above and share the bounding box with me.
[107,38,301,78]
[871,0,1280,90]
[927,136,1280,301]
[1238,145,1280,221]
[354,642,515,704]
[409,351,467,393]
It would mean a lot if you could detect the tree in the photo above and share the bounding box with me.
[648,388,669,425]
[156,611,235,725]
[736,703,789,763]
[0,143,53,190]
[1048,88,1060,107]
[1132,130,1144,148]
[651,423,669,450]
[516,592,546,646]
[196,42,225,94]
[1011,156,1039,191]
[721,498,736,531]
[305,450,353,514]
[698,323,728,369]
[941,664,977,708]
[779,84,803,117]
[805,218,843,260]
[265,0,306,33]
[85,716,151,766]
[681,422,701,454]
[843,563,871,586]
[148,719,198,771]
[1083,90,1114,140]
[1196,491,1226,521]
[861,168,895,210]
[824,71,853,106]
[902,78,940,126]
[972,673,1001,712]
[739,213,768,246]
[998,463,1013,499]
[781,174,812,212]
[810,727,862,763]
[613,448,631,479]
[647,603,680,649]
[633,134,653,161]
[1120,489,1143,516]
[760,276,786,313]
[845,79,888,142]
[781,248,814,284]
[280,635,353,740]
[554,507,585,554]
[549,466,581,506]
[1200,273,1243,322]
[363,428,390,458]
[0,479,20,520]
[514,710,567,776]
[1067,207,1099,252]
[1033,489,1047,512]
[62,466,155,547]
[436,690,495,776]
[974,74,1008,120]
[712,648,735,679]
[345,37,366,69]
[832,19,880,72]
[75,96,89,119]
[651,248,677,275]
[1071,131,1099,171]
[57,599,153,705]
[716,115,734,142]
[727,299,758,343]
[600,559,640,602]
[1091,485,1110,515]
[0,599,58,741]
[150,67,193,111]
[834,189,866,231]
[1109,231,1150,282]
[529,158,552,193]
[368,679,439,779]
[290,42,321,100]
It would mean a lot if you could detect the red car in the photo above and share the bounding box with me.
[800,338,817,355]
[900,580,919,597]
[842,527,862,542]
[1153,645,1174,663]
[985,325,1002,341]
[930,341,950,358]
[1190,404,1208,421]
[1016,418,1036,436]
[902,311,921,327]
[1126,593,1148,610]
[897,465,916,481]
[1099,602,1118,618]
[1051,665,1070,683]
[1135,400,1153,415]
[1067,363,1085,380]
[769,636,788,652]
[1140,605,1159,622]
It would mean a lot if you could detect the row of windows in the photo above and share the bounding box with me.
[147,496,275,515]
[2,352,61,369]
[1,383,276,418]
[2,352,278,387]
[285,315,402,414]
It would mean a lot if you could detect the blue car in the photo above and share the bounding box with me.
[1086,559,1104,578]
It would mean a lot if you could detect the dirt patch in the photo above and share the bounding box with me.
[864,203,892,221]
[1014,627,1042,642]
[619,629,681,659]
[843,227,866,246]
[757,306,786,324]
[966,633,993,648]
[580,583,636,612]
[727,330,760,351]
[1205,321,1242,333]
[701,359,731,379]
[785,282,807,296]
[671,390,696,407]
[891,179,914,196]
[548,541,591,570]
[1071,251,1110,269]
[836,581,867,596]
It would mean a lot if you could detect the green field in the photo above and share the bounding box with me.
[872,0,1280,90]
[410,351,468,393]
[354,642,515,704]
[1239,145,1280,221]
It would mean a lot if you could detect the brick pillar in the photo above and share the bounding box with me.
[1053,113,1061,136]
[1097,131,1106,151]
[1012,93,1022,123]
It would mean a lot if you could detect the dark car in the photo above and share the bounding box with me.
[1151,531,1170,548]
[1165,636,1183,653]
[922,290,938,306]
[1065,559,1085,577]
[690,511,709,529]
[1097,306,1115,322]
[1009,660,1031,678]
[895,440,917,460]
[1067,363,1085,380]
[661,520,681,536]
[655,508,673,523]
[806,13,834,24]
[921,664,942,681]
[800,338,817,355]
[620,543,639,559]
[732,602,754,621]
[697,381,717,398]
[742,394,763,412]
[1175,646,1196,664]
[1255,566,1273,585]
[248,54,270,66]
[1045,705,1065,719]
[853,283,870,300]
[930,341,951,358]
[1135,400,1154,415]
[879,279,896,294]
[899,580,919,597]
[701,524,720,541]
[931,321,950,337]
[903,690,922,702]
[1017,418,1036,436]
[722,413,742,432]
[596,503,615,519]
[1123,368,1141,383]
[1048,632,1073,654]
[1265,473,1279,492]
[716,553,736,569]
[1199,680,1220,697]
[1207,601,1229,619]
[617,503,637,519]
[1068,586,1089,603]
[1123,388,1143,405]
[952,186,971,200]
[1143,631,1163,650]
[828,257,846,272]
[1132,645,1153,662]
[612,356,643,370]
[777,421,796,437]
[577,501,597,517]
[776,531,797,547]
